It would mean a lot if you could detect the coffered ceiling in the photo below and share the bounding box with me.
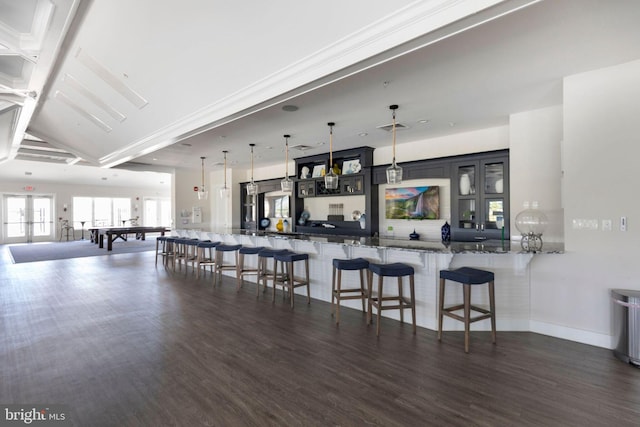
[1,0,640,186]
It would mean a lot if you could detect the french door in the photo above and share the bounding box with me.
[2,194,55,243]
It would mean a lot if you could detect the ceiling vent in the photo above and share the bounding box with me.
[376,122,409,132]
[290,144,313,151]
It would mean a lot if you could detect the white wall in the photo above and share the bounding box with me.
[529,59,640,348]
[0,178,170,242]
[509,106,564,242]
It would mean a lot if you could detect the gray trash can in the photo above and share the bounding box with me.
[611,289,640,367]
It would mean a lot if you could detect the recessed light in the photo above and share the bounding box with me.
[265,146,273,150]
[152,157,158,161]
[25,171,32,176]
[282,105,299,112]
[181,143,192,147]
[358,132,368,137]
[418,119,430,124]
[317,141,325,145]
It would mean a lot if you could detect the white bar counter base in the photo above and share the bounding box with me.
[176,229,563,333]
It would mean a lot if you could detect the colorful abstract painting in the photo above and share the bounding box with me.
[385,186,440,220]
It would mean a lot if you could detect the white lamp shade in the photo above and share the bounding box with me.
[246,182,258,195]
[281,177,293,194]
[197,189,209,200]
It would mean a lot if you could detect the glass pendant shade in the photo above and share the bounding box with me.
[198,156,208,200]
[386,104,402,185]
[220,150,230,198]
[246,144,258,195]
[281,134,293,194]
[515,208,548,236]
[386,163,403,184]
[325,122,339,190]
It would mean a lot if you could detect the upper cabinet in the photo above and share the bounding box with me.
[295,147,372,198]
[293,147,378,236]
[451,151,509,241]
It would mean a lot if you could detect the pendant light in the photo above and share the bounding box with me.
[281,134,293,194]
[220,150,230,198]
[246,143,258,195]
[386,104,403,184]
[197,156,208,200]
[324,122,339,190]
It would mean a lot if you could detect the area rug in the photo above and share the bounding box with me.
[8,238,157,264]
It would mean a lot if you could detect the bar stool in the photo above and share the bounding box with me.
[213,244,242,287]
[155,236,173,266]
[172,238,189,271]
[438,267,496,353]
[331,258,369,325]
[236,246,264,291]
[256,248,289,298]
[183,238,201,272]
[196,241,220,278]
[273,251,310,308]
[367,262,416,336]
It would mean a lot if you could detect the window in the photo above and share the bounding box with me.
[143,197,171,226]
[73,197,132,227]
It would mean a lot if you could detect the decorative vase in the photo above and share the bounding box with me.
[283,219,289,233]
[441,221,451,242]
[359,213,366,229]
[495,178,503,193]
[409,229,420,240]
[276,218,284,232]
[459,174,471,195]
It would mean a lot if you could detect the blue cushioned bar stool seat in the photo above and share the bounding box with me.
[196,241,220,279]
[256,249,290,298]
[273,251,310,308]
[367,262,416,336]
[438,267,496,353]
[236,246,264,291]
[331,258,369,325]
[213,244,242,287]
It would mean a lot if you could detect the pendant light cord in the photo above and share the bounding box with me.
[223,151,228,188]
[328,122,334,168]
[250,144,255,182]
[201,156,205,189]
[392,109,396,163]
[284,136,289,178]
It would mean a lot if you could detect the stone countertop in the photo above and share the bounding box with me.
[209,229,564,254]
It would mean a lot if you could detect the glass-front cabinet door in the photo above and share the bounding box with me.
[452,153,509,241]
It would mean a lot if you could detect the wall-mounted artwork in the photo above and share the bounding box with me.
[385,186,440,219]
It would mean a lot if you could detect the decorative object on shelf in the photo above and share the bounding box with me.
[496,215,505,242]
[283,219,289,233]
[298,209,310,226]
[197,156,208,200]
[386,104,403,184]
[259,218,271,229]
[351,210,362,220]
[459,173,471,195]
[359,212,366,229]
[220,150,230,198]
[495,178,504,193]
[342,159,361,174]
[281,134,293,194]
[276,218,284,232]
[515,208,548,252]
[332,163,341,175]
[325,122,339,189]
[312,164,325,178]
[300,166,310,179]
[409,229,420,240]
[246,144,258,195]
[441,221,451,242]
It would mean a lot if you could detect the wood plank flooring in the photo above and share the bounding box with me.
[1,247,639,426]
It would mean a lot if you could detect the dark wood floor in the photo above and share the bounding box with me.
[1,247,639,427]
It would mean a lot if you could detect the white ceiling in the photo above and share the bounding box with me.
[1,0,640,185]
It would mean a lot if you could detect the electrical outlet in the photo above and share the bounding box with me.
[602,219,612,231]
[621,216,627,232]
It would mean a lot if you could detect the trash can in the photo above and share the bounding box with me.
[611,289,640,367]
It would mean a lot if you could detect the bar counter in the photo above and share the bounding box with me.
[178,229,563,332]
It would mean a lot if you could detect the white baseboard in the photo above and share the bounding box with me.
[530,320,613,349]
